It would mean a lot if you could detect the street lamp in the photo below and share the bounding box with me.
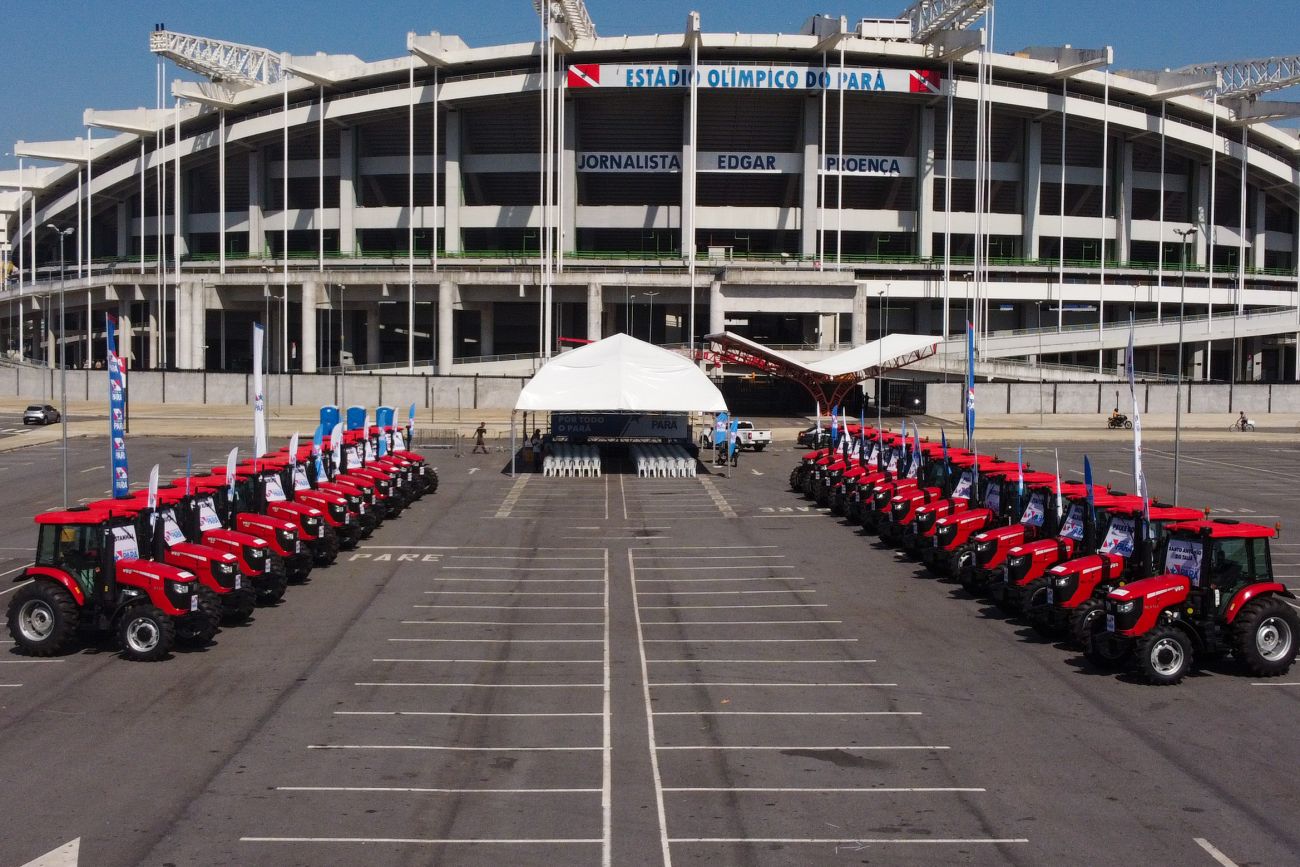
[338,284,347,410]
[1172,226,1198,505]
[644,291,660,343]
[46,224,74,509]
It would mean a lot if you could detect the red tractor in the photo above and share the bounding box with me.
[899,458,1005,554]
[1037,501,1202,642]
[920,462,1024,577]
[865,442,957,538]
[205,468,315,582]
[877,450,977,544]
[171,478,288,605]
[108,492,253,626]
[1088,519,1299,684]
[966,474,1078,589]
[6,506,213,660]
[983,490,1144,610]
[239,458,340,567]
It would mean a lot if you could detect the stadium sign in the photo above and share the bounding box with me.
[578,152,913,176]
[567,63,940,93]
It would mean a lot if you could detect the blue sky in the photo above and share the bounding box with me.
[2,0,1298,166]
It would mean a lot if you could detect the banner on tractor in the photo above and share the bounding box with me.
[106,313,129,498]
[252,323,268,459]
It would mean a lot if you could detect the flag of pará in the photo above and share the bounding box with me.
[252,323,267,458]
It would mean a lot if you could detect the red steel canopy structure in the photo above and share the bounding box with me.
[702,331,942,408]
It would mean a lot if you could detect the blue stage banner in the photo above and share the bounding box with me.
[106,314,129,498]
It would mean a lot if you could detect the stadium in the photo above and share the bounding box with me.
[1,2,1299,387]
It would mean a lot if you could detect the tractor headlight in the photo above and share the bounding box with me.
[975,539,995,556]
[1116,600,1136,614]
[170,580,191,595]
[1054,575,1072,588]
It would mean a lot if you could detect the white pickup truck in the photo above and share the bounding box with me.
[700,419,772,452]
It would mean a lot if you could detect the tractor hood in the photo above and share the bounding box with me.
[1109,574,1190,604]
[1050,551,1125,578]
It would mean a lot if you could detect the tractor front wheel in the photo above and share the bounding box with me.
[1070,598,1106,649]
[176,586,221,646]
[117,605,175,661]
[1135,624,1193,685]
[221,587,257,625]
[7,582,79,657]
[1232,597,1299,677]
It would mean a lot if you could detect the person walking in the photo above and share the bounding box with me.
[472,422,489,454]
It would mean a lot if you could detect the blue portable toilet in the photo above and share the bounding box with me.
[376,406,395,429]
[320,405,340,430]
[346,405,366,431]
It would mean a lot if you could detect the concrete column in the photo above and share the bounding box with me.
[800,97,821,258]
[708,280,724,335]
[917,106,936,259]
[191,284,206,370]
[365,306,381,365]
[177,168,190,259]
[437,279,454,373]
[301,281,319,373]
[117,300,133,367]
[1192,346,1205,380]
[479,301,494,357]
[175,281,192,369]
[1250,338,1263,381]
[115,201,130,259]
[587,282,602,340]
[338,128,357,255]
[681,102,695,258]
[852,283,868,345]
[1194,163,1210,267]
[1023,120,1042,260]
[817,313,836,349]
[443,111,462,253]
[1117,137,1133,262]
[45,304,55,368]
[248,149,265,257]
[147,295,159,369]
[1253,189,1267,271]
[562,99,577,257]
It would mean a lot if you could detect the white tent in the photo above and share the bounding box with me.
[515,333,728,412]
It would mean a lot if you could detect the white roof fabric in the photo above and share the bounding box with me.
[704,330,941,379]
[515,333,728,412]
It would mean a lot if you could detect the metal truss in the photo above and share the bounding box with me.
[899,0,992,42]
[148,30,288,87]
[532,0,596,43]
[1179,55,1300,100]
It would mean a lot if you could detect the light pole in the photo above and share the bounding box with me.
[338,284,347,410]
[46,224,74,509]
[644,291,660,343]
[876,283,889,438]
[1173,226,1198,505]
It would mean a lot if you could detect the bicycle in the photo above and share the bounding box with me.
[1229,418,1256,432]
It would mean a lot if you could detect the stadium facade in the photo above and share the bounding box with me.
[1,11,1298,382]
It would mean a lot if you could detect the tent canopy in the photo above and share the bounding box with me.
[515,333,728,413]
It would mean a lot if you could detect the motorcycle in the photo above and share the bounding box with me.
[1106,413,1133,430]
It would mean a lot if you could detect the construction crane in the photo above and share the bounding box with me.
[148,28,288,87]
[1180,55,1300,100]
[899,0,991,42]
[532,0,596,43]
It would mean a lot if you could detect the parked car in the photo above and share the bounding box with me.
[22,404,60,425]
[699,419,772,451]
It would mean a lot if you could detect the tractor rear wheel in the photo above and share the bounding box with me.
[1135,624,1193,685]
[1070,598,1106,649]
[7,582,79,657]
[788,468,800,491]
[1232,597,1299,677]
[256,570,288,605]
[176,586,221,646]
[117,605,175,661]
[1018,577,1050,618]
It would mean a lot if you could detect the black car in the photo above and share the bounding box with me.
[22,404,60,425]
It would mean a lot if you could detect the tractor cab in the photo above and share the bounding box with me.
[244,456,339,567]
[177,476,287,606]
[969,472,1065,579]
[1092,519,1298,684]
[906,458,1008,553]
[209,466,314,582]
[872,445,968,539]
[8,506,205,661]
[921,461,1022,577]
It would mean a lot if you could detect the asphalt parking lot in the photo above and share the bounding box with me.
[0,434,1296,866]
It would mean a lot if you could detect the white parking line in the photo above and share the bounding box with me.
[412,605,603,610]
[643,638,856,643]
[308,744,602,752]
[654,711,917,716]
[0,684,23,688]
[1249,681,1300,686]
[374,658,602,664]
[656,745,947,751]
[635,565,795,571]
[629,548,673,866]
[664,787,981,793]
[400,620,602,626]
[277,785,600,794]
[652,682,895,687]
[637,555,787,561]
[243,837,602,845]
[0,578,33,596]
[1194,837,1240,867]
[0,659,63,664]
[440,566,605,571]
[445,555,605,560]
[421,591,602,596]
[636,577,804,584]
[641,604,827,610]
[388,638,602,643]
[337,711,603,717]
[639,546,781,550]
[636,590,813,596]
[79,465,105,473]
[429,578,605,584]
[641,620,840,626]
[601,548,612,866]
[355,682,603,688]
[648,659,875,664]
[669,837,1026,845]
